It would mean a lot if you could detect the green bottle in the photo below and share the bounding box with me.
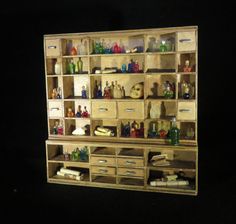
[77,57,83,74]
[169,117,180,145]
[68,60,75,74]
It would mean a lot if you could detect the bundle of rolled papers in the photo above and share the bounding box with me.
[150,174,189,187]
[57,167,84,181]
[150,154,170,166]
[94,127,115,137]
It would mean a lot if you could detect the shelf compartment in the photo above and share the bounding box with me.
[63,75,90,99]
[64,100,90,118]
[47,76,63,99]
[120,119,144,138]
[91,175,116,184]
[117,148,144,157]
[90,147,116,156]
[148,149,196,171]
[177,53,196,72]
[146,32,175,53]
[145,54,175,73]
[46,58,62,75]
[145,74,177,99]
[62,58,89,75]
[47,143,90,163]
[147,169,196,190]
[49,119,64,135]
[90,75,145,100]
[178,73,196,100]
[118,177,144,186]
[61,38,89,56]
[90,54,144,74]
[180,122,196,141]
[145,119,180,140]
[91,119,118,137]
[49,164,90,182]
[146,100,177,119]
[64,118,90,136]
[90,35,144,55]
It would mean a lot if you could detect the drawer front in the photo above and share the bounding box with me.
[177,31,196,52]
[177,102,196,120]
[118,102,144,119]
[117,158,144,167]
[91,101,116,118]
[91,166,116,175]
[90,156,116,166]
[117,168,144,177]
[48,101,63,117]
[45,39,60,57]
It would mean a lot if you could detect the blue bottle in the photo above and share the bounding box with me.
[121,64,126,73]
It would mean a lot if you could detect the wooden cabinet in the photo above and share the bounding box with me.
[44,26,198,195]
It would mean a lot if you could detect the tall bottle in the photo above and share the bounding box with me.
[169,117,180,145]
[77,57,83,74]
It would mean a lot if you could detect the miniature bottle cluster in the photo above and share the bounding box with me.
[52,120,63,135]
[51,87,62,99]
[122,121,144,138]
[67,106,89,118]
[147,37,174,52]
[93,39,143,54]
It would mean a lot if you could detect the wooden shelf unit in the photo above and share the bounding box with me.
[44,26,198,195]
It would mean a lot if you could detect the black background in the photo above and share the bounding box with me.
[0,0,235,222]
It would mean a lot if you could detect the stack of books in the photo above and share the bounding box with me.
[150,174,189,187]
[57,167,84,181]
[150,154,170,166]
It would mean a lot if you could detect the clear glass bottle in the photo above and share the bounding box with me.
[169,117,180,145]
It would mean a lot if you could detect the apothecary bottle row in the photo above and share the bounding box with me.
[46,141,197,195]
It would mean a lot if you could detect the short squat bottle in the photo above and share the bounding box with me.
[169,117,180,145]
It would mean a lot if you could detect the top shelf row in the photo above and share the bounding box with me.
[45,31,197,58]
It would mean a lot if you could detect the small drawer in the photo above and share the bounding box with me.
[48,101,63,117]
[118,102,144,119]
[91,166,116,175]
[117,158,144,167]
[90,156,116,166]
[91,101,116,119]
[45,39,60,57]
[177,102,196,120]
[177,31,196,52]
[117,168,144,177]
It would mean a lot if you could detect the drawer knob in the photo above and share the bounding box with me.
[99,108,108,112]
[125,160,136,165]
[50,107,60,111]
[125,170,136,175]
[48,45,57,49]
[179,38,192,43]
[125,108,135,112]
[99,169,108,173]
[98,159,107,163]
[179,109,191,112]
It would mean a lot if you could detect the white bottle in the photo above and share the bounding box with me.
[54,61,61,75]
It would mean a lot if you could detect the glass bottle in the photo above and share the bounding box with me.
[68,60,75,74]
[77,57,83,74]
[169,117,180,145]
[54,60,61,75]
